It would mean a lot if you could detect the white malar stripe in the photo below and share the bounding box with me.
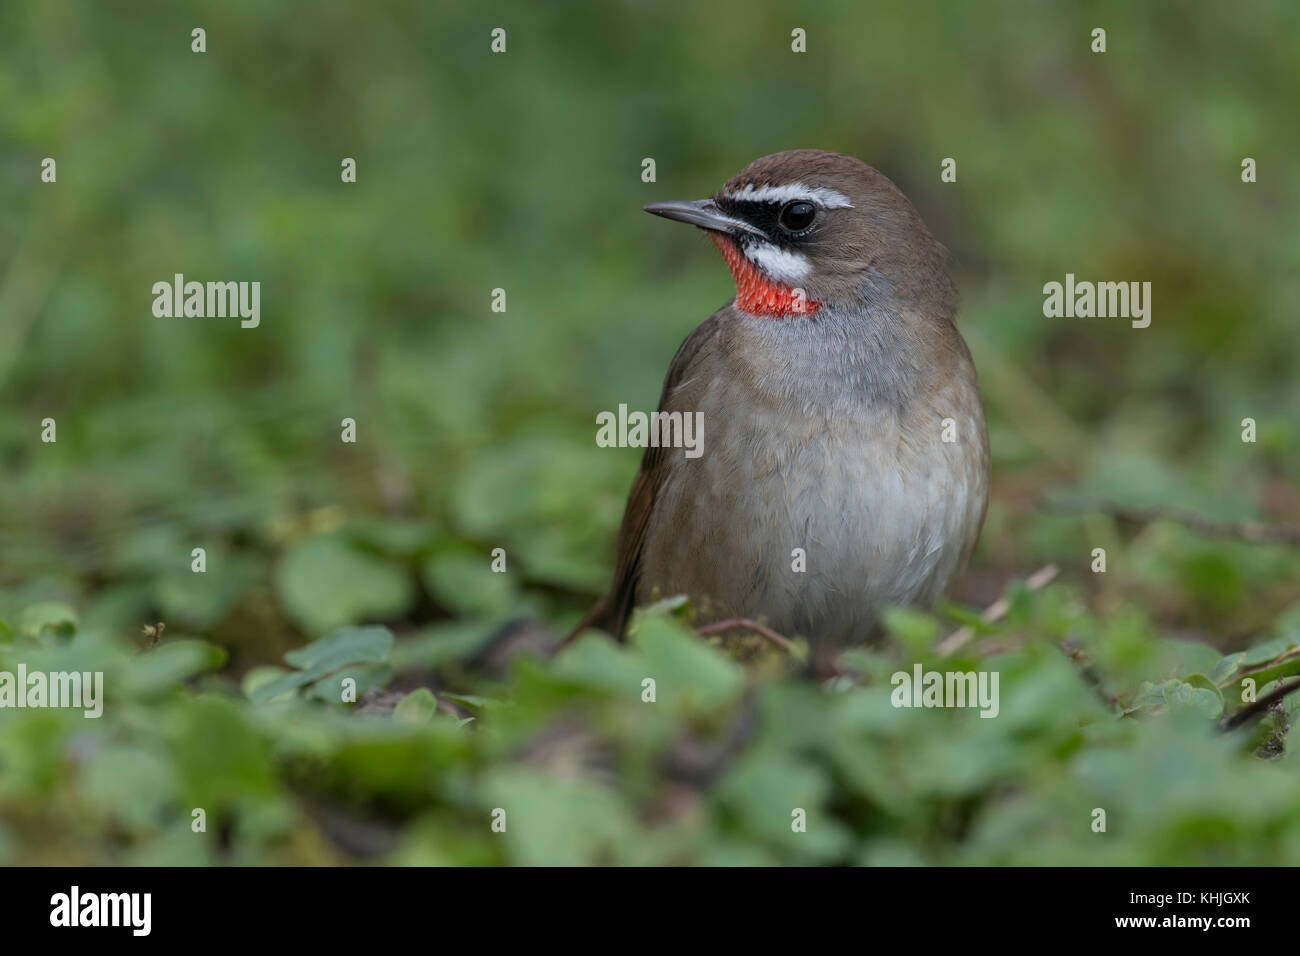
[743,241,812,283]
[726,182,854,209]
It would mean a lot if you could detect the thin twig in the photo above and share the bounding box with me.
[696,618,797,654]
[937,564,1060,657]
[1219,677,1300,732]
[1060,638,1121,711]
[1050,502,1300,546]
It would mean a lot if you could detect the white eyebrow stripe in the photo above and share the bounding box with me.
[725,182,854,209]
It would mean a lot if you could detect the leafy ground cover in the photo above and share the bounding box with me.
[2,1,1299,865]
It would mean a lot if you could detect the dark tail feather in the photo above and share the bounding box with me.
[558,593,622,650]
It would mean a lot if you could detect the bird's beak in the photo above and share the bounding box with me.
[644,199,765,238]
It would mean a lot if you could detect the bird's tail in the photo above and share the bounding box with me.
[558,593,621,650]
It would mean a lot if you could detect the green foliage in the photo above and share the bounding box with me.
[249,626,394,703]
[275,537,415,636]
[1,0,1299,865]
[1,592,1299,865]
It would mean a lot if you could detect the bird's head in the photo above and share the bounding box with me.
[645,149,954,320]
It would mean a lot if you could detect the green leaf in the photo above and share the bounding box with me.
[284,626,395,670]
[153,552,262,632]
[881,605,941,652]
[18,602,78,638]
[1209,652,1246,684]
[1124,679,1179,715]
[936,600,986,631]
[242,666,292,702]
[250,626,394,703]
[83,745,176,832]
[551,632,652,695]
[420,550,515,616]
[1182,673,1224,711]
[1234,656,1300,693]
[1239,636,1294,667]
[716,751,852,862]
[274,535,415,635]
[122,639,228,696]
[631,613,743,710]
[1164,680,1223,719]
[450,438,630,592]
[438,692,500,712]
[483,769,636,866]
[394,688,439,724]
[172,697,281,814]
[349,517,438,557]
[308,664,393,704]
[389,623,499,671]
[642,593,694,621]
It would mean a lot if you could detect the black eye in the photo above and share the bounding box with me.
[778,200,816,233]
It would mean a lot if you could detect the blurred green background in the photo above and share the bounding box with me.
[1,1,1298,865]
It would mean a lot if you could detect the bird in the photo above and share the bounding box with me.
[576,149,989,669]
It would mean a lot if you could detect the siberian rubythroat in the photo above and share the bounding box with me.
[580,150,989,662]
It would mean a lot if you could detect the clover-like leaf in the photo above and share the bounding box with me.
[250,626,394,703]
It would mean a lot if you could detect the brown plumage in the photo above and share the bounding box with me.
[575,151,989,657]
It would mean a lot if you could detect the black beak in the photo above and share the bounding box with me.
[643,199,765,238]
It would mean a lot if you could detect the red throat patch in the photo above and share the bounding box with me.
[707,232,821,318]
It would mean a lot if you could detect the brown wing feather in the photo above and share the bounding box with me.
[566,313,724,642]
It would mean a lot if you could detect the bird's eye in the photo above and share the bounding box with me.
[778,200,816,233]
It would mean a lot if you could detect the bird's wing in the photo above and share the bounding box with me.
[568,311,724,641]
